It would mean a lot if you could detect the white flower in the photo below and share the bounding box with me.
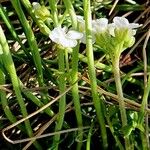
[113,17,141,29]
[49,26,83,48]
[92,18,108,33]
[109,16,142,36]
[32,2,41,10]
[77,16,108,44]
[77,16,108,34]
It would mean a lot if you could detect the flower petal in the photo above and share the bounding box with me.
[66,30,83,40]
[60,38,77,48]
[113,17,129,28]
[32,2,41,10]
[93,18,108,27]
[108,23,115,36]
[92,18,108,33]
[49,26,84,47]
[49,26,64,44]
[129,23,142,29]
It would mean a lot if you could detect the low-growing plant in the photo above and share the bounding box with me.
[0,0,149,150]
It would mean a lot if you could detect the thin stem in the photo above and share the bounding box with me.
[83,0,108,149]
[21,87,54,117]
[112,57,130,150]
[67,49,112,72]
[0,67,24,131]
[63,1,83,150]
[53,47,66,149]
[49,0,59,26]
[112,58,127,126]
[65,49,69,72]
[138,75,150,121]
[63,0,77,28]
[48,2,66,149]
[70,46,83,150]
[0,25,42,150]
[141,29,150,149]
[86,122,94,150]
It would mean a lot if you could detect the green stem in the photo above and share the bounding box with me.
[70,46,83,150]
[138,75,150,150]
[0,25,41,150]
[49,0,59,26]
[67,49,112,72]
[112,59,127,126]
[83,0,108,149]
[63,0,77,28]
[65,49,69,72]
[140,132,148,150]
[11,0,44,87]
[138,75,150,123]
[53,47,66,149]
[21,86,54,117]
[63,0,83,149]
[86,122,94,150]
[48,2,66,149]
[112,57,130,150]
[0,67,24,131]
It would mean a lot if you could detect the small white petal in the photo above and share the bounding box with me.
[93,18,108,27]
[62,26,68,33]
[49,26,81,48]
[66,30,83,40]
[49,27,64,43]
[32,2,41,10]
[92,18,108,33]
[129,23,142,29]
[60,38,77,47]
[108,23,115,37]
[113,17,129,28]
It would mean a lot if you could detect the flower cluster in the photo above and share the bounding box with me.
[77,16,141,54]
[48,16,141,50]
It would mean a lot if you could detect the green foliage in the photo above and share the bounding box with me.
[0,0,149,149]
